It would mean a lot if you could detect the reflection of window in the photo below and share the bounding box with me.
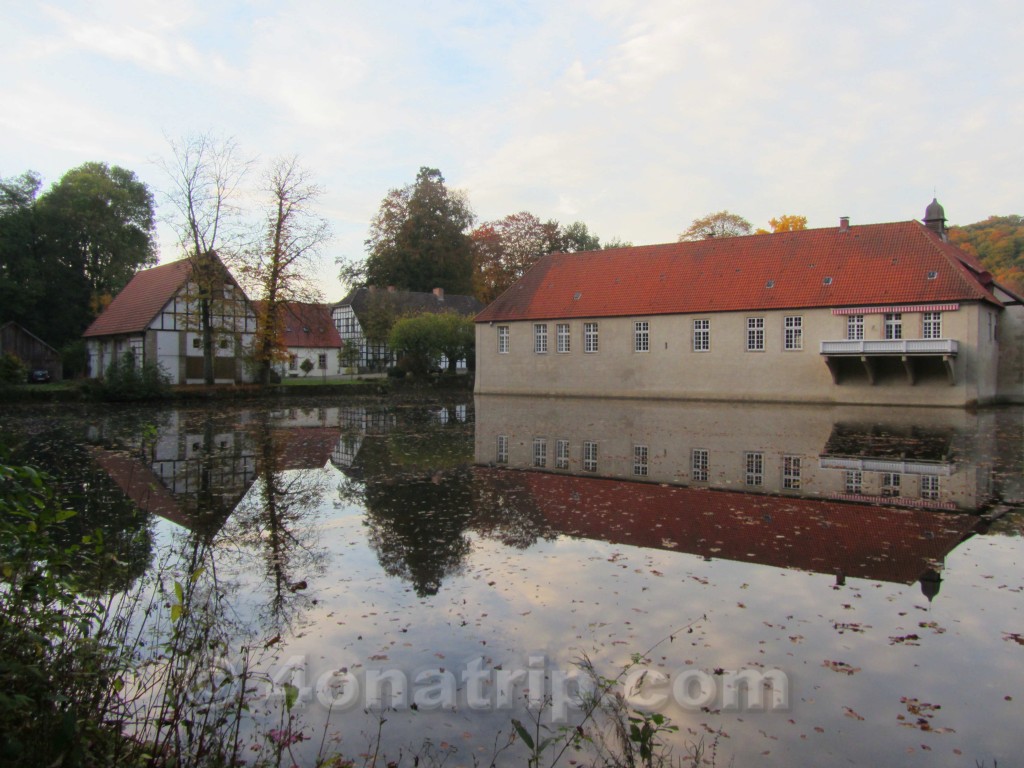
[847,315,864,340]
[782,455,801,489]
[845,470,862,494]
[881,472,901,497]
[556,324,570,353]
[921,475,939,500]
[634,321,649,352]
[744,451,763,486]
[533,437,547,468]
[583,441,598,472]
[584,322,599,353]
[783,316,802,350]
[884,313,902,340]
[633,445,649,476]
[691,449,709,481]
[496,435,508,464]
[556,439,569,469]
[922,312,942,339]
[693,319,710,352]
[746,318,764,351]
[534,324,548,354]
[497,326,509,354]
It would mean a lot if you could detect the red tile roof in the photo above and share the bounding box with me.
[476,221,1003,322]
[84,258,193,337]
[252,301,342,349]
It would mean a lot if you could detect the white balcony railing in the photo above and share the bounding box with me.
[820,339,958,356]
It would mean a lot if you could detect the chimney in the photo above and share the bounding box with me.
[432,287,445,301]
[839,216,850,232]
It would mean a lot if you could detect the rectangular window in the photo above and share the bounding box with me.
[782,455,801,489]
[556,439,570,469]
[884,313,902,340]
[496,435,509,464]
[583,441,598,472]
[921,475,940,500]
[693,319,710,352]
[497,325,510,354]
[634,321,650,352]
[289,355,298,371]
[633,445,649,476]
[847,315,864,340]
[922,312,942,339]
[881,472,901,497]
[534,324,548,354]
[691,449,709,481]
[746,317,765,351]
[783,316,803,350]
[845,470,862,494]
[744,452,764,486]
[584,322,599,353]
[533,437,547,468]
[556,323,571,353]
[192,337,201,349]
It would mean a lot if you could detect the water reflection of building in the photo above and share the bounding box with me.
[474,395,1004,512]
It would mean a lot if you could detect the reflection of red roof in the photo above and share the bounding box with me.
[84,259,192,337]
[476,221,1002,322]
[253,302,341,349]
[272,427,339,470]
[474,468,979,584]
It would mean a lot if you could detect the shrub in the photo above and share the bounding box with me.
[0,352,27,385]
[95,351,170,401]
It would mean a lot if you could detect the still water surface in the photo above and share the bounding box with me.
[2,396,1022,767]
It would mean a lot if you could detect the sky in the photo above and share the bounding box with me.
[3,0,1022,300]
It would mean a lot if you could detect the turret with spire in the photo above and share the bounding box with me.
[923,198,948,241]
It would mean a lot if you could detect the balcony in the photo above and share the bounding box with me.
[820,338,958,385]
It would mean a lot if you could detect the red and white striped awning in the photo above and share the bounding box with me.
[832,303,959,316]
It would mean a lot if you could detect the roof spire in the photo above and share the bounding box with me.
[923,197,947,241]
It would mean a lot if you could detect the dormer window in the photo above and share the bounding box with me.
[823,276,833,285]
[765,280,775,289]
[927,271,938,280]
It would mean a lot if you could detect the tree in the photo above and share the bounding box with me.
[950,215,1024,293]
[471,212,561,304]
[0,172,45,333]
[678,210,753,241]
[360,167,475,294]
[557,220,602,252]
[756,214,808,235]
[388,312,475,376]
[160,132,252,384]
[241,156,331,385]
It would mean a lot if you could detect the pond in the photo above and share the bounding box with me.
[1,395,1022,767]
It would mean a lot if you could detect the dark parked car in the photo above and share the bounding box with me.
[29,368,51,383]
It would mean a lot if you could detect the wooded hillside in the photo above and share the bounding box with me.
[949,215,1024,293]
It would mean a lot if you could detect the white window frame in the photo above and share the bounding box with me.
[845,470,862,494]
[497,325,510,354]
[633,444,649,476]
[744,451,764,486]
[556,323,571,353]
[782,455,801,489]
[693,319,710,352]
[884,313,902,340]
[746,317,765,351]
[691,449,709,481]
[783,316,803,350]
[584,322,599,353]
[921,475,940,500]
[555,439,570,469]
[533,437,547,468]
[847,315,864,341]
[881,472,901,497]
[634,321,650,352]
[534,323,548,354]
[922,312,942,340]
[496,435,509,464]
[583,441,598,472]
[317,353,327,369]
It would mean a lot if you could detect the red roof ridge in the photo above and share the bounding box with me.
[84,257,194,337]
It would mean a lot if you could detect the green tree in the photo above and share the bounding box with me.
[678,210,753,241]
[361,167,475,294]
[389,311,475,376]
[557,220,602,252]
[0,172,45,332]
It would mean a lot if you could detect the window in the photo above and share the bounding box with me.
[289,355,298,371]
[556,323,571,353]
[922,312,942,339]
[497,326,510,354]
[534,324,548,354]
[219,338,229,349]
[693,319,710,352]
[783,316,803,350]
[884,313,902,340]
[633,445,649,476]
[556,439,570,469]
[192,337,201,349]
[583,441,598,472]
[496,435,509,464]
[584,322,599,353]
[744,452,764,486]
[533,437,547,468]
[881,472,901,497]
[782,455,801,489]
[921,475,940,500]
[691,449,709,481]
[318,353,327,370]
[845,470,862,494]
[847,315,864,341]
[634,321,650,352]
[746,318,765,351]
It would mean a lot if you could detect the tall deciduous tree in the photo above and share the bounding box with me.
[160,132,252,384]
[242,157,331,385]
[471,212,561,304]
[756,214,808,234]
[0,172,45,332]
[678,210,753,241]
[361,167,475,295]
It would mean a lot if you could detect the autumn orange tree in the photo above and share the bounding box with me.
[949,215,1024,293]
[756,214,807,234]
